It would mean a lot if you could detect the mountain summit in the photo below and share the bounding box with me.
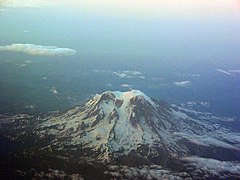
[37,90,240,165]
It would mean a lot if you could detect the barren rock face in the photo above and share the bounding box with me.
[115,99,123,108]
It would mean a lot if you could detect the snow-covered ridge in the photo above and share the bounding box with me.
[36,90,240,163]
[93,90,157,107]
[112,90,150,102]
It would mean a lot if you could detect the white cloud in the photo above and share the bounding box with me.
[228,69,240,73]
[15,63,28,67]
[182,101,210,108]
[185,101,197,107]
[220,117,235,122]
[216,68,240,76]
[192,74,200,77]
[175,72,200,78]
[25,104,34,109]
[20,64,27,67]
[121,84,132,87]
[120,84,132,89]
[114,70,145,79]
[92,69,146,80]
[174,132,239,150]
[183,156,240,176]
[50,87,58,95]
[216,69,233,76]
[105,165,181,179]
[25,60,32,64]
[159,83,168,86]
[92,69,110,73]
[0,44,77,56]
[114,72,128,78]
[174,81,191,87]
[138,76,145,79]
[199,101,210,107]
[122,70,142,76]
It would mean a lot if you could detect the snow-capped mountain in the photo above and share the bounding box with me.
[36,90,240,165]
[1,90,240,179]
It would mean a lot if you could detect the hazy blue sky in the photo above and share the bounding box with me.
[0,1,240,117]
[1,0,240,66]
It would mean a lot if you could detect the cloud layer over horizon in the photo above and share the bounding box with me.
[0,0,58,8]
[1,0,239,19]
[0,44,77,56]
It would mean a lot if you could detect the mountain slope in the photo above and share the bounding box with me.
[1,90,240,179]
[36,90,240,164]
